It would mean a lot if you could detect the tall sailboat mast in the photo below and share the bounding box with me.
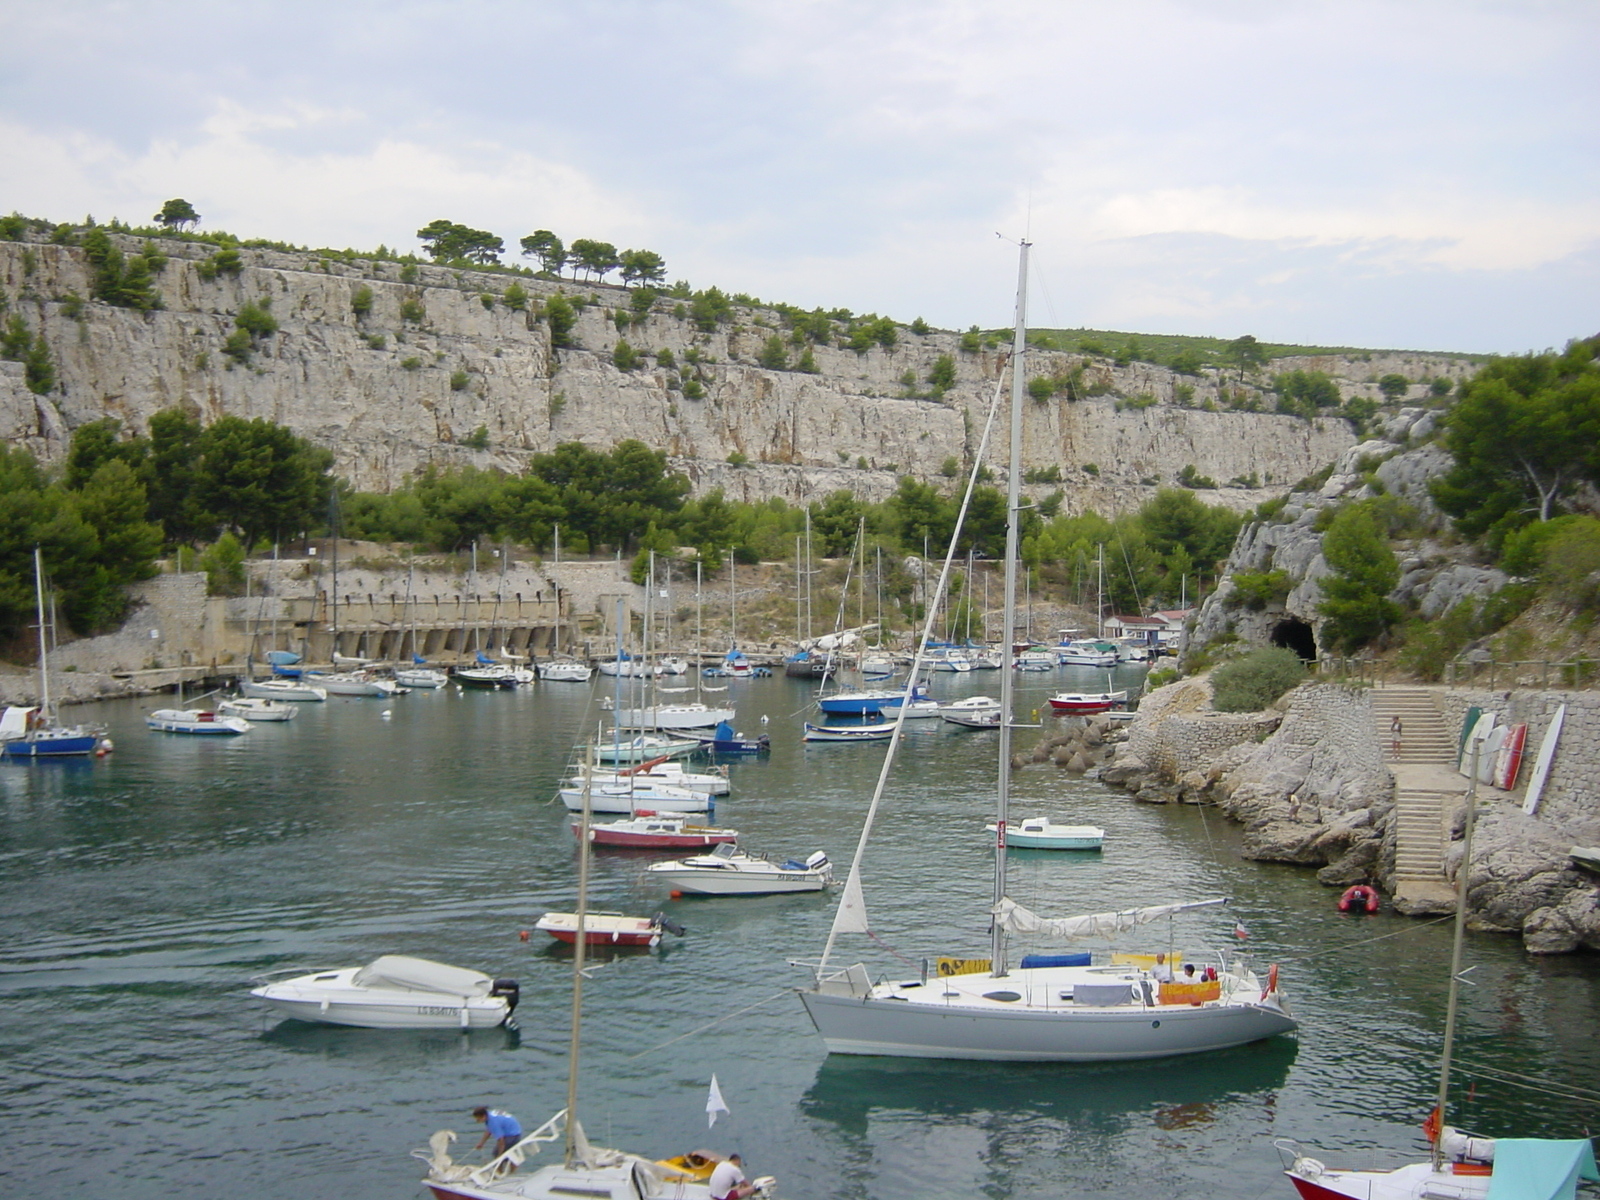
[991,238,1029,977]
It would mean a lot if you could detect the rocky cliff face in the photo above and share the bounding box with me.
[1187,407,1507,658]
[1,233,1468,513]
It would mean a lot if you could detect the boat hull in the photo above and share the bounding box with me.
[253,993,510,1029]
[240,679,327,702]
[146,710,251,735]
[648,868,830,895]
[798,982,1297,1061]
[1,731,101,758]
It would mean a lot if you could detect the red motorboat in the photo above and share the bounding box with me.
[1337,884,1381,913]
[533,910,685,948]
[575,814,741,849]
[1046,690,1127,714]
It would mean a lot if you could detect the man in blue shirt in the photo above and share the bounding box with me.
[472,1106,524,1166]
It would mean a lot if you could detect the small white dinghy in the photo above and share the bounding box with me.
[250,955,519,1029]
[647,843,832,896]
[218,696,297,722]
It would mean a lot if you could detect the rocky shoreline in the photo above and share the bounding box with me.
[1093,676,1600,955]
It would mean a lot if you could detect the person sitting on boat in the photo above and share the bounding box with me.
[1180,963,1198,982]
[472,1106,523,1167]
[708,1151,756,1200]
[1151,953,1173,983]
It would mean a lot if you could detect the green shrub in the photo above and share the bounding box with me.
[234,299,277,338]
[400,296,425,324]
[364,332,386,349]
[400,356,421,370]
[351,285,373,316]
[1500,515,1588,575]
[613,338,639,371]
[503,282,528,312]
[1210,647,1307,712]
[1541,517,1600,613]
[463,425,489,449]
[1230,570,1292,610]
[199,533,246,596]
[449,370,470,391]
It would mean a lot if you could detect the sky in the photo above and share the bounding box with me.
[1,0,1595,355]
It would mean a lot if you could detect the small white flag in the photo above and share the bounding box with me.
[706,1074,730,1128]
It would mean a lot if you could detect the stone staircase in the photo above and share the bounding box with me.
[1370,688,1462,911]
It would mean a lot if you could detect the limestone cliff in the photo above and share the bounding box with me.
[1187,408,1507,659]
[1,232,1468,513]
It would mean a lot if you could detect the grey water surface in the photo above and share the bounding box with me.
[2,667,1596,1199]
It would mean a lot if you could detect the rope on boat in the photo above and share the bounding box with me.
[624,989,794,1061]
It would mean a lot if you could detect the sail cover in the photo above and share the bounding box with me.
[1487,1139,1599,1200]
[994,896,1225,941]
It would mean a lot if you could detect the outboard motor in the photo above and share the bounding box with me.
[805,851,830,872]
[651,912,687,938]
[490,978,521,1016]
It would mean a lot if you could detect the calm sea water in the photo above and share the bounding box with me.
[2,666,1597,1200]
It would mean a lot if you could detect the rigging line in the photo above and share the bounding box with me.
[814,361,1012,980]
[1453,1064,1600,1107]
[623,989,794,1061]
[1028,245,1066,336]
[1279,914,1455,965]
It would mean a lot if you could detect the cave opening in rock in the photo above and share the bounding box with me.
[1271,618,1317,661]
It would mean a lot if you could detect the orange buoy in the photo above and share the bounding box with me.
[518,930,530,942]
[670,890,684,899]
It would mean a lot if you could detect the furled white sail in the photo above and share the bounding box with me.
[993,896,1226,940]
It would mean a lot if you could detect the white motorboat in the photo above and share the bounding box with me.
[938,695,1003,726]
[988,817,1105,850]
[1014,649,1057,671]
[798,241,1298,1063]
[251,955,519,1029]
[146,708,251,735]
[537,658,593,683]
[558,780,713,815]
[1056,639,1119,667]
[925,646,975,672]
[218,696,297,722]
[647,843,831,896]
[240,677,328,702]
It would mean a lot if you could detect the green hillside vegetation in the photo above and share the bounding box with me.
[1,206,1487,367]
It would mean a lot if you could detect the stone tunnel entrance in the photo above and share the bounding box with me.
[1271,617,1318,661]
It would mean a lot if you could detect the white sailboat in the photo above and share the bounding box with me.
[796,240,1297,1062]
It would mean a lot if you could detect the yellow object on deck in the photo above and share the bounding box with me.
[935,957,993,977]
[1159,980,1222,1005]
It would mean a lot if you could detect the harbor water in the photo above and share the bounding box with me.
[2,666,1598,1199]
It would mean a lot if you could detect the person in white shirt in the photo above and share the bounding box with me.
[1151,953,1173,983]
[708,1152,755,1200]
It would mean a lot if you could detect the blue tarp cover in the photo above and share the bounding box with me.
[1486,1139,1599,1200]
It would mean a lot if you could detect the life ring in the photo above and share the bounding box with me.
[1260,962,1279,1001]
[1338,885,1380,913]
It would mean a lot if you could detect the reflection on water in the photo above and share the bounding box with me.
[260,1018,523,1060]
[802,1037,1298,1132]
